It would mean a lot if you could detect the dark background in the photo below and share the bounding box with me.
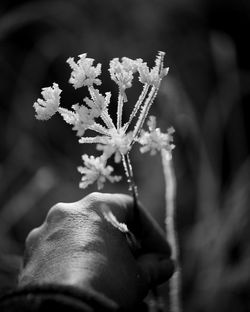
[1,1,250,311]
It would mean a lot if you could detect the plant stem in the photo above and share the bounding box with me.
[122,153,138,207]
[88,86,115,129]
[132,84,160,145]
[117,90,124,130]
[122,152,163,312]
[161,148,181,312]
[124,84,149,132]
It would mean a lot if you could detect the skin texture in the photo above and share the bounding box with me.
[19,192,174,310]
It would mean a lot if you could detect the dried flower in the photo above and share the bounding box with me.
[109,57,140,102]
[34,51,171,189]
[138,116,175,156]
[67,53,102,88]
[88,89,111,117]
[77,155,121,190]
[97,129,133,163]
[58,89,111,137]
[79,128,132,163]
[33,83,61,120]
[137,51,169,87]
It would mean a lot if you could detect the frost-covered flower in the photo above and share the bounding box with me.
[86,89,111,118]
[59,104,95,137]
[77,155,121,189]
[97,128,133,163]
[138,51,169,86]
[58,90,110,137]
[33,83,61,120]
[67,53,102,88]
[72,104,96,136]
[79,128,132,163]
[109,57,140,101]
[138,116,175,155]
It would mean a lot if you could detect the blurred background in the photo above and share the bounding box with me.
[0,0,250,311]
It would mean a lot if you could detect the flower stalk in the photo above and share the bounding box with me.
[161,148,181,312]
[122,153,138,205]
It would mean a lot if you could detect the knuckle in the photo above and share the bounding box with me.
[46,202,70,224]
[25,227,40,247]
[81,192,104,210]
[23,227,42,266]
[85,192,103,203]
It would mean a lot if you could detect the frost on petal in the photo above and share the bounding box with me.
[67,53,102,88]
[72,104,96,136]
[77,155,121,189]
[84,89,110,118]
[121,57,141,73]
[137,116,175,155]
[58,104,95,137]
[58,107,77,125]
[137,51,169,86]
[33,83,61,120]
[109,57,138,100]
[96,129,132,163]
[147,115,157,132]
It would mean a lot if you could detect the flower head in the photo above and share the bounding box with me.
[58,104,95,137]
[86,88,111,118]
[58,90,111,137]
[96,128,133,163]
[138,116,175,155]
[109,57,140,101]
[77,155,121,190]
[67,53,102,88]
[137,51,169,86]
[33,83,61,120]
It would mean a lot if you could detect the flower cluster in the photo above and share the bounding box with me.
[77,155,121,190]
[58,89,110,137]
[109,57,141,102]
[33,83,61,120]
[138,116,175,156]
[33,52,173,190]
[66,53,102,88]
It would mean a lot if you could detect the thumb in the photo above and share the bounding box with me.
[137,254,175,287]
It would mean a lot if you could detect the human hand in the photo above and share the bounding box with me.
[19,192,174,309]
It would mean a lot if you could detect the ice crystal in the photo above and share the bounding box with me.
[33,83,61,120]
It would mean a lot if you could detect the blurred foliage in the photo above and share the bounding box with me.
[0,0,250,311]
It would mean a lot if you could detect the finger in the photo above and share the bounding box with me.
[79,193,171,256]
[137,253,175,287]
[131,201,171,256]
[23,226,43,267]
